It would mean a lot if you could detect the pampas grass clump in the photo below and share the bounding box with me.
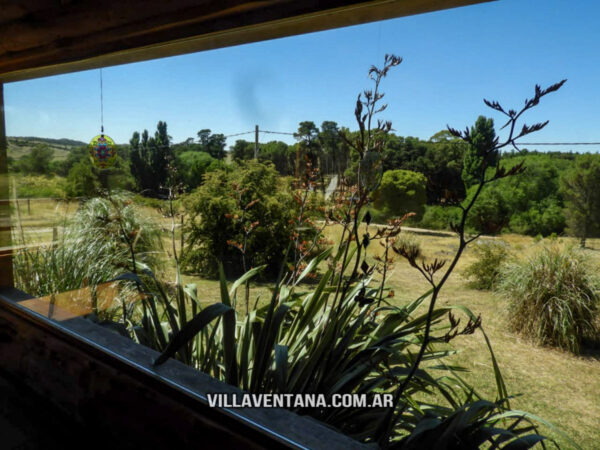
[497,244,599,353]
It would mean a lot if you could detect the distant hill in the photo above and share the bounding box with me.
[11,136,87,147]
[7,136,86,161]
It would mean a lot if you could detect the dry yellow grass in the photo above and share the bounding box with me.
[10,201,600,447]
[177,223,600,447]
[341,226,600,449]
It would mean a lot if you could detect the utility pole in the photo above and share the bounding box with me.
[254,124,259,159]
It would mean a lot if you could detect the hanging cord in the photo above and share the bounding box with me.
[100,68,104,135]
[377,22,382,63]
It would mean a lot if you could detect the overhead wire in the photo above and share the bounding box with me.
[223,130,600,147]
[99,68,104,134]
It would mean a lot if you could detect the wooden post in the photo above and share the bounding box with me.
[254,124,259,160]
[27,197,30,215]
[0,82,14,287]
[180,214,184,253]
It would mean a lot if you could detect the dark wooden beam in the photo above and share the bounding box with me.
[0,0,494,82]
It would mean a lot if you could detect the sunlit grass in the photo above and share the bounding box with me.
[11,201,600,447]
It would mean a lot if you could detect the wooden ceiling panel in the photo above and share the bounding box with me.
[0,0,493,82]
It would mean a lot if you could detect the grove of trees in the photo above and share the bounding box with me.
[560,154,600,247]
[8,116,600,242]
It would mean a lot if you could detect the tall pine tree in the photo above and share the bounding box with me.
[130,121,172,195]
[462,116,498,188]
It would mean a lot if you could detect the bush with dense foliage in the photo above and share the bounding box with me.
[65,159,99,197]
[175,150,223,190]
[497,244,600,353]
[182,160,317,278]
[465,183,512,235]
[465,156,567,236]
[65,153,135,198]
[419,205,461,230]
[15,144,54,175]
[463,240,510,290]
[381,132,467,204]
[12,174,67,198]
[372,169,427,220]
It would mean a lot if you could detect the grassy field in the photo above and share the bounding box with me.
[173,227,600,448]
[7,198,600,448]
[370,231,600,449]
[7,136,84,161]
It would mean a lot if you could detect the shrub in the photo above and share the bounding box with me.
[372,169,427,220]
[175,150,223,190]
[419,205,461,230]
[16,144,54,175]
[497,244,600,353]
[464,157,567,236]
[12,174,67,198]
[560,154,600,247]
[66,159,99,197]
[509,199,565,236]
[466,184,511,235]
[182,160,318,278]
[463,240,510,290]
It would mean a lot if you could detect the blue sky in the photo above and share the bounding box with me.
[4,0,600,152]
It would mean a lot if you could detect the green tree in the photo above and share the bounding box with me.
[176,151,222,190]
[382,135,428,174]
[294,121,320,176]
[425,132,466,203]
[560,154,600,247]
[379,133,466,203]
[66,159,99,197]
[258,141,292,175]
[129,121,173,195]
[52,146,88,176]
[465,184,511,235]
[373,169,427,220]
[197,129,226,159]
[318,121,344,177]
[17,144,54,174]
[230,139,255,161]
[172,137,202,155]
[467,155,567,236]
[462,116,498,188]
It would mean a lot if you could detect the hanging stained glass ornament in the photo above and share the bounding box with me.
[89,133,116,168]
[89,68,116,169]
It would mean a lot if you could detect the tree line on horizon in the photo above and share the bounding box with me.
[7,117,600,245]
